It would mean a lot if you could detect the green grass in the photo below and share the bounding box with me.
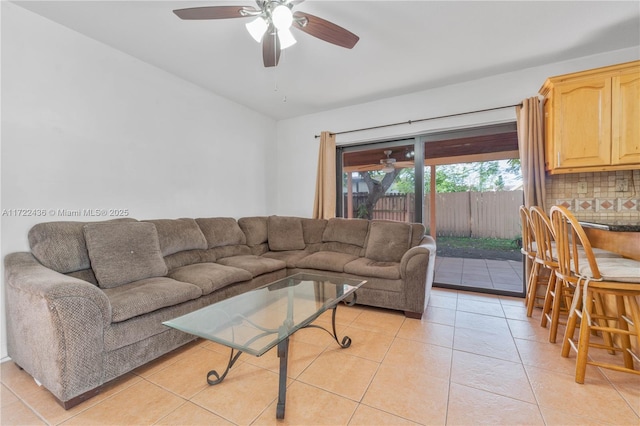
[437,236,521,251]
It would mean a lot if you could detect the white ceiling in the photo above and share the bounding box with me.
[13,1,640,120]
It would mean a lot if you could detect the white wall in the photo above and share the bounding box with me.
[0,3,277,359]
[275,47,640,217]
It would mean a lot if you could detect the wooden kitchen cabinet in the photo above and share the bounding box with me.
[540,61,640,174]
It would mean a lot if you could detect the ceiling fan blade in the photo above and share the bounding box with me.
[173,6,255,20]
[293,11,359,49]
[262,30,281,67]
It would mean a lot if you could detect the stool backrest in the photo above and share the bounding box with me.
[549,206,601,281]
[519,205,536,258]
[529,206,557,266]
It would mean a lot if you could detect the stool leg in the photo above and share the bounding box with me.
[593,293,615,354]
[524,258,531,307]
[548,276,565,343]
[562,287,581,358]
[627,296,640,369]
[540,271,555,328]
[616,295,634,369]
[575,288,594,384]
[526,262,541,317]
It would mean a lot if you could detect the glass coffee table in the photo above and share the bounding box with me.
[163,273,365,419]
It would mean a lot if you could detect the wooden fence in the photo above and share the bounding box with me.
[345,190,523,239]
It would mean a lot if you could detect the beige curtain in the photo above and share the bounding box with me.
[312,131,337,219]
[516,97,547,210]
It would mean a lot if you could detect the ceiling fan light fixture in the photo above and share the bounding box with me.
[246,17,268,42]
[174,2,359,68]
[380,150,396,173]
[277,27,297,49]
[271,4,293,30]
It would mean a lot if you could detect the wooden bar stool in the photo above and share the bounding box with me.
[520,205,546,316]
[529,206,563,342]
[534,207,622,343]
[550,206,640,383]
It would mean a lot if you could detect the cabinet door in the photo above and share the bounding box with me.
[554,78,612,168]
[543,96,555,170]
[611,70,640,165]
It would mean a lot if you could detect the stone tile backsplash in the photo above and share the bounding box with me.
[545,169,640,222]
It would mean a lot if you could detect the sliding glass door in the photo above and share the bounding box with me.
[336,123,525,297]
[337,139,423,224]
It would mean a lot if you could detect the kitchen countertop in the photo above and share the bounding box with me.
[579,221,640,232]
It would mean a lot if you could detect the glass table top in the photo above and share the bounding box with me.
[163,273,365,357]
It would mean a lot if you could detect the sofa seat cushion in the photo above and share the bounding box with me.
[168,263,252,295]
[344,257,401,280]
[84,222,168,289]
[356,277,403,293]
[103,277,202,323]
[262,250,310,268]
[296,251,359,273]
[216,255,286,277]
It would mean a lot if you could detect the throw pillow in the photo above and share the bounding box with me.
[84,222,168,289]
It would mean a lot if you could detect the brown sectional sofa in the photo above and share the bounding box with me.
[4,215,436,409]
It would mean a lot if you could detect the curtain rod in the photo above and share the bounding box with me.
[314,103,523,138]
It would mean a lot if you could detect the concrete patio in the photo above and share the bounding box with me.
[434,256,525,297]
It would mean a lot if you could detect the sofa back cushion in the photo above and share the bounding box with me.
[365,221,412,262]
[300,218,327,253]
[268,216,306,251]
[196,217,246,248]
[164,249,217,272]
[84,222,168,289]
[238,216,268,246]
[28,221,91,274]
[301,218,327,243]
[410,223,426,247]
[144,218,207,256]
[321,218,369,255]
[28,218,136,274]
[323,218,369,246]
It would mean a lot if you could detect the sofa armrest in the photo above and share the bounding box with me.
[4,252,111,403]
[399,236,437,315]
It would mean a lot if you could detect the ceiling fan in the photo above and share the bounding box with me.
[173,0,360,67]
[380,150,396,173]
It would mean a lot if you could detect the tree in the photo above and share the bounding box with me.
[392,168,416,193]
[473,161,500,192]
[358,169,401,219]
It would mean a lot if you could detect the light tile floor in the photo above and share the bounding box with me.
[2,288,639,425]
[434,256,525,295]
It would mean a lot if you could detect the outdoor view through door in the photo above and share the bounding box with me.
[337,123,525,297]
